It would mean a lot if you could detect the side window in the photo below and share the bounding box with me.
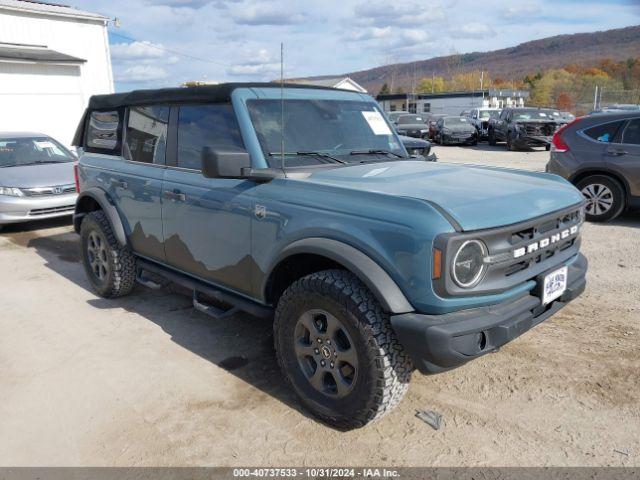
[86,110,121,153]
[124,105,170,164]
[620,119,640,145]
[499,110,507,120]
[177,104,244,171]
[583,120,625,143]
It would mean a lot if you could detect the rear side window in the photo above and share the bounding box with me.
[620,118,640,145]
[124,106,170,164]
[177,104,244,171]
[86,110,122,152]
[583,120,625,143]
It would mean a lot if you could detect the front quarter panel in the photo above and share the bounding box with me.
[249,179,455,313]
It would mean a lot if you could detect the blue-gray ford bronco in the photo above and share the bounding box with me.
[72,83,587,429]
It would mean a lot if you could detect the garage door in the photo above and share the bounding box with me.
[0,62,85,147]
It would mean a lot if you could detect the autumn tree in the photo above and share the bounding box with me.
[556,92,574,111]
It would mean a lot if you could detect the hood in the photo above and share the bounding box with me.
[398,135,430,147]
[445,124,475,133]
[300,161,583,231]
[0,161,76,188]
[397,123,428,130]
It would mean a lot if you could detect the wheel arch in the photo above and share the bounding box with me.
[570,168,630,200]
[264,238,414,314]
[74,188,128,246]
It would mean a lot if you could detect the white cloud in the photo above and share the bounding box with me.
[226,48,280,77]
[111,41,165,60]
[451,22,495,39]
[231,3,306,25]
[114,65,170,82]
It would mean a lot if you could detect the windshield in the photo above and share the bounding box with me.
[397,114,426,124]
[479,110,500,119]
[444,117,471,126]
[512,110,558,121]
[0,137,74,168]
[247,99,405,167]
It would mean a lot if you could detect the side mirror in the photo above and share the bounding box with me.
[201,146,251,179]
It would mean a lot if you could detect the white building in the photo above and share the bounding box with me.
[377,89,529,115]
[289,76,367,93]
[0,0,113,146]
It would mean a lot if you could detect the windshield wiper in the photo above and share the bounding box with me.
[349,149,405,159]
[268,151,347,164]
[17,160,65,166]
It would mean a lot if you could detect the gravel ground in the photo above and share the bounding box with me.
[0,144,638,467]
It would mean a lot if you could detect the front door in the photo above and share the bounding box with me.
[161,103,254,296]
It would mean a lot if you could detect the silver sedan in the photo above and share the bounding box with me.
[0,132,78,228]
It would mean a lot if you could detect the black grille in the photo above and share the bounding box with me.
[523,123,558,136]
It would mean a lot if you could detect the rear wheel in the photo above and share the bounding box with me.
[80,210,136,297]
[576,175,625,222]
[274,270,413,429]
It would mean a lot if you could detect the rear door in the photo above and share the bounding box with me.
[606,117,640,198]
[114,105,170,262]
[161,103,253,295]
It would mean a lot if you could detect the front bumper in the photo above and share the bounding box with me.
[391,253,587,374]
[443,132,477,144]
[0,193,77,224]
[514,134,552,148]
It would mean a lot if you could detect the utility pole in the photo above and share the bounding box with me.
[594,85,599,111]
[431,72,434,94]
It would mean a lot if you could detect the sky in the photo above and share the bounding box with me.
[70,0,640,92]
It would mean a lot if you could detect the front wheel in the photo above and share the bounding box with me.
[274,270,413,429]
[576,175,625,222]
[80,210,137,297]
[488,130,496,146]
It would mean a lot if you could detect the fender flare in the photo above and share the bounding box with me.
[74,187,128,247]
[267,238,414,314]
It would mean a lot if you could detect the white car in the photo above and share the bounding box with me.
[0,132,77,228]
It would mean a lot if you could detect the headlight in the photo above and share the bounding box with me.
[452,239,487,288]
[0,187,23,197]
[420,129,428,133]
[410,148,424,156]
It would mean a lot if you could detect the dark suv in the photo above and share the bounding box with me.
[489,107,562,150]
[547,112,640,222]
[72,83,587,429]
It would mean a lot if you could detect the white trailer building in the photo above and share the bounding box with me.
[0,0,113,147]
[377,89,529,115]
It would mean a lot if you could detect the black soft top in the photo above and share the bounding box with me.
[86,82,341,110]
[73,82,348,146]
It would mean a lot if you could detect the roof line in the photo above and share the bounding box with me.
[0,1,108,21]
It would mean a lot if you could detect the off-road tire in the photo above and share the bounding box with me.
[488,130,497,146]
[274,269,413,430]
[576,175,625,222]
[80,210,136,298]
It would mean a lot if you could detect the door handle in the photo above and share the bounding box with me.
[163,189,186,202]
[111,179,128,189]
[606,148,628,156]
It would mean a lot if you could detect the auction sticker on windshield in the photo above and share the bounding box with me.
[542,266,568,305]
[362,111,392,135]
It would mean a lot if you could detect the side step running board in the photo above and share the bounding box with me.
[136,258,273,319]
[193,291,239,320]
[136,267,165,290]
